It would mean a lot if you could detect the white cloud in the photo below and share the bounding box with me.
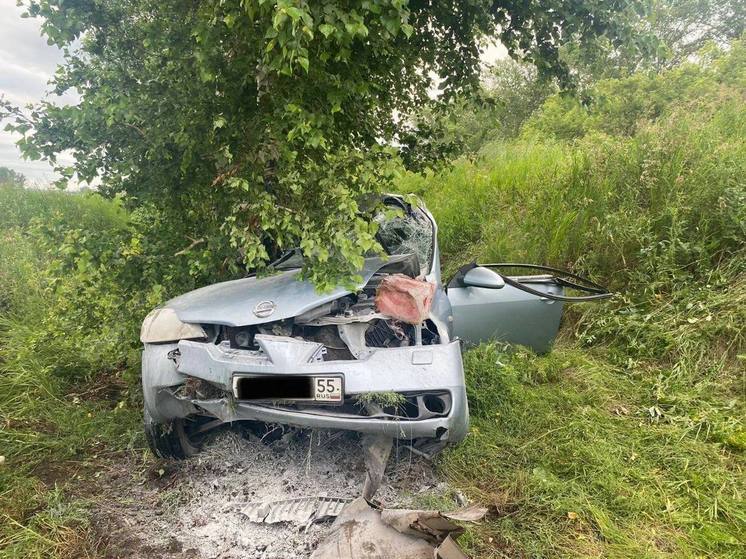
[0,0,75,184]
[481,40,509,65]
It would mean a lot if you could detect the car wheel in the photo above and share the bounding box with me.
[143,408,200,459]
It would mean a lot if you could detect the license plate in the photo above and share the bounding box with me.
[312,376,343,402]
[233,375,343,404]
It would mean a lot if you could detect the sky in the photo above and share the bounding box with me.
[0,0,79,183]
[0,2,507,186]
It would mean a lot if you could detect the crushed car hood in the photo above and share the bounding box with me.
[166,255,409,327]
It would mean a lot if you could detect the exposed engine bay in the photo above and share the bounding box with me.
[207,254,442,362]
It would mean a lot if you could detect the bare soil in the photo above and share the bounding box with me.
[92,429,453,558]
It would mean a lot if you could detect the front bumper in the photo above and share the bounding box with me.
[142,335,469,442]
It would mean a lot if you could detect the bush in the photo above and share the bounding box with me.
[0,186,230,556]
[526,40,746,141]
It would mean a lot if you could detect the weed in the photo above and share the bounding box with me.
[355,391,407,408]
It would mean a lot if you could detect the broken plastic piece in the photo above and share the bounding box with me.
[380,508,465,543]
[375,274,436,325]
[442,505,489,523]
[310,497,476,559]
[311,497,434,559]
[361,433,393,500]
[436,535,470,559]
[241,496,350,525]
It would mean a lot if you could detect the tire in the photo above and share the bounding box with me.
[144,408,200,459]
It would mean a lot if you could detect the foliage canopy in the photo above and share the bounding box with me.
[3,0,649,286]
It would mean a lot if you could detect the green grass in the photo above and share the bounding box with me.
[0,185,145,557]
[1,41,745,559]
[0,488,102,559]
[355,391,408,408]
[0,182,128,231]
[405,43,746,558]
[441,344,744,558]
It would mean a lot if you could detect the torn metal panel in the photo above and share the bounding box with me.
[337,322,370,358]
[242,496,350,525]
[436,535,470,559]
[310,498,475,559]
[361,434,393,500]
[380,508,465,543]
[379,504,486,542]
[165,254,414,327]
[253,334,326,367]
[375,274,436,325]
[310,498,434,559]
[442,505,488,523]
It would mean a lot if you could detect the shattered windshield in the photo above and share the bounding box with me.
[374,204,434,276]
[271,248,305,271]
[270,200,435,275]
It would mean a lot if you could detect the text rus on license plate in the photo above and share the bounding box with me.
[313,376,343,402]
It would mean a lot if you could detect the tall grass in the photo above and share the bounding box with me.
[404,101,745,286]
[401,42,746,558]
[0,181,240,556]
[0,185,144,557]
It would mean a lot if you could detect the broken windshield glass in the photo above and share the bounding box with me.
[375,205,434,276]
[270,248,305,271]
[269,199,435,275]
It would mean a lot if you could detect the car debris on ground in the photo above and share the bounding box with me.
[242,494,487,559]
[238,432,487,558]
[241,496,350,526]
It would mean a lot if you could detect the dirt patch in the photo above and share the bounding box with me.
[93,429,453,558]
[67,368,130,404]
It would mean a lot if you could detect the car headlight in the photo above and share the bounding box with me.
[140,307,207,343]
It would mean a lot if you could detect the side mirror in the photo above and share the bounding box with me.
[462,266,505,289]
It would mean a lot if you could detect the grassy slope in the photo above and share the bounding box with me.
[2,46,745,559]
[400,49,745,557]
[0,186,143,558]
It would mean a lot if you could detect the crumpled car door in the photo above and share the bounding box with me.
[446,264,564,353]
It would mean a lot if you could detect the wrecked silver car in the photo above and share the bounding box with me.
[140,196,608,458]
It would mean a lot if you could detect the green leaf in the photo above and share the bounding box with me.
[318,23,335,38]
[382,17,400,36]
[213,116,227,129]
[224,14,237,29]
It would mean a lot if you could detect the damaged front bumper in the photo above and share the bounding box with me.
[142,335,469,442]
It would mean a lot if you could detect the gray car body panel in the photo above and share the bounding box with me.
[141,336,468,440]
[447,277,564,353]
[166,254,411,327]
[175,337,468,441]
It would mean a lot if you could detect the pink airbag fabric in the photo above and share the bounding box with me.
[375,274,436,325]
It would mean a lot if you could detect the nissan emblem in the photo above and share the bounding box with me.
[253,300,276,318]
